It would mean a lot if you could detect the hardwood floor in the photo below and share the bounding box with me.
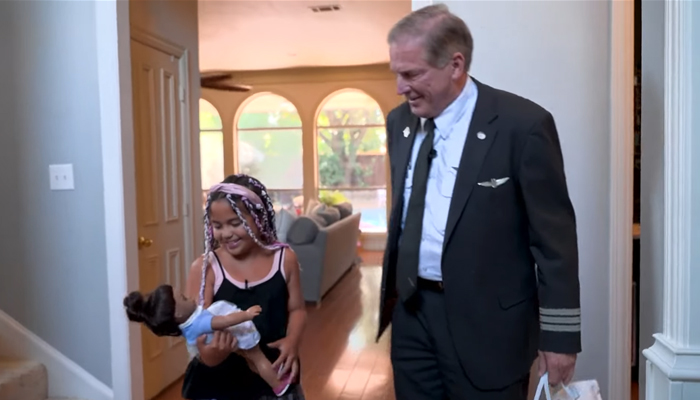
[154,251,394,400]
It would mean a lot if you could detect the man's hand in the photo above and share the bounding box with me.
[537,351,577,386]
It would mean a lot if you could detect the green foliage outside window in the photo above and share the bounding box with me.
[199,95,386,190]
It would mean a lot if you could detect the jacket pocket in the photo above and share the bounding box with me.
[498,284,537,310]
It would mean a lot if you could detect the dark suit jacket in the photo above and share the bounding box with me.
[378,78,581,390]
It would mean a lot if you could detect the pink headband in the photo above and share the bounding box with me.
[209,183,264,207]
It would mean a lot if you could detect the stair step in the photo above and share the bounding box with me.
[0,360,48,400]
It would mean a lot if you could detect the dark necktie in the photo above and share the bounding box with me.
[396,118,435,302]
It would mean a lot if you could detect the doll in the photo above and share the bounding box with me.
[124,284,291,396]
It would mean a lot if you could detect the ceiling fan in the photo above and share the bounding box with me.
[200,71,252,92]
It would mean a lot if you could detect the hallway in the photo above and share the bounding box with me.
[155,253,395,400]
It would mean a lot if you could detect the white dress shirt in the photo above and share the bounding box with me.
[400,77,479,281]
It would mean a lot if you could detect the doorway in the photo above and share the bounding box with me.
[130,32,196,399]
[631,0,641,398]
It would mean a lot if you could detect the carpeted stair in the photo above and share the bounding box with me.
[0,359,85,400]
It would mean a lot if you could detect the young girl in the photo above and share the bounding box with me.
[181,174,307,400]
[122,285,293,396]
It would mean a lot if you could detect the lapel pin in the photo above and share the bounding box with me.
[403,127,411,137]
[477,132,486,140]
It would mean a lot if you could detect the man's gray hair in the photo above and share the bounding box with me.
[388,4,474,71]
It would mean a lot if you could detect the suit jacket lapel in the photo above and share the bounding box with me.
[390,110,420,209]
[381,108,418,338]
[385,109,420,258]
[443,80,499,249]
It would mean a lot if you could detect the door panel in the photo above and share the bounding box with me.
[130,38,189,400]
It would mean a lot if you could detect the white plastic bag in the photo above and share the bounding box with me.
[533,373,603,400]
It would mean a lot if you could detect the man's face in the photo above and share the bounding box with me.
[389,36,459,118]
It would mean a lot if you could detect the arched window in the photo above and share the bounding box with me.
[317,89,387,233]
[236,93,303,210]
[199,99,224,202]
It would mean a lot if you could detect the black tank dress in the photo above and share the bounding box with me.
[181,248,301,399]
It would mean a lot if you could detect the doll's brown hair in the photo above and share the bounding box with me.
[123,284,181,337]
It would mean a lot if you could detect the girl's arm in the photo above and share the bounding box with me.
[269,248,307,378]
[185,254,237,366]
[283,249,306,347]
[211,306,261,330]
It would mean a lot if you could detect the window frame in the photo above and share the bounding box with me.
[233,92,305,210]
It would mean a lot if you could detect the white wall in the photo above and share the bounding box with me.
[0,0,112,385]
[97,0,141,397]
[424,0,613,395]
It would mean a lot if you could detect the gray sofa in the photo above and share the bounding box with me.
[278,203,361,304]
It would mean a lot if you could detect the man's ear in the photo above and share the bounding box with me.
[450,52,466,78]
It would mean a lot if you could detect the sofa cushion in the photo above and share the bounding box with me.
[333,202,353,219]
[305,199,320,215]
[312,204,341,226]
[286,216,321,245]
[309,213,328,227]
[275,207,297,243]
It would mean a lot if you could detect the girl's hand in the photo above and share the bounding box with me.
[196,331,238,367]
[268,337,299,380]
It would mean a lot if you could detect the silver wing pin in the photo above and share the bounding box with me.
[477,177,510,188]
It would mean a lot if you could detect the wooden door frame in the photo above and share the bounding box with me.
[608,2,635,400]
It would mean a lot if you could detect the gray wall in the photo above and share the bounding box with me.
[436,0,612,395]
[0,1,112,386]
[639,1,666,399]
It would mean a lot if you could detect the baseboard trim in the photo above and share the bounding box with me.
[0,308,113,400]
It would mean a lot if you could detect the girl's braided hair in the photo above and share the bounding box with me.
[198,174,288,305]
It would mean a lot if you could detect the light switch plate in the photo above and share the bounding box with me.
[49,164,74,190]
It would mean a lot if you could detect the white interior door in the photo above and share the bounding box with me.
[131,38,190,400]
